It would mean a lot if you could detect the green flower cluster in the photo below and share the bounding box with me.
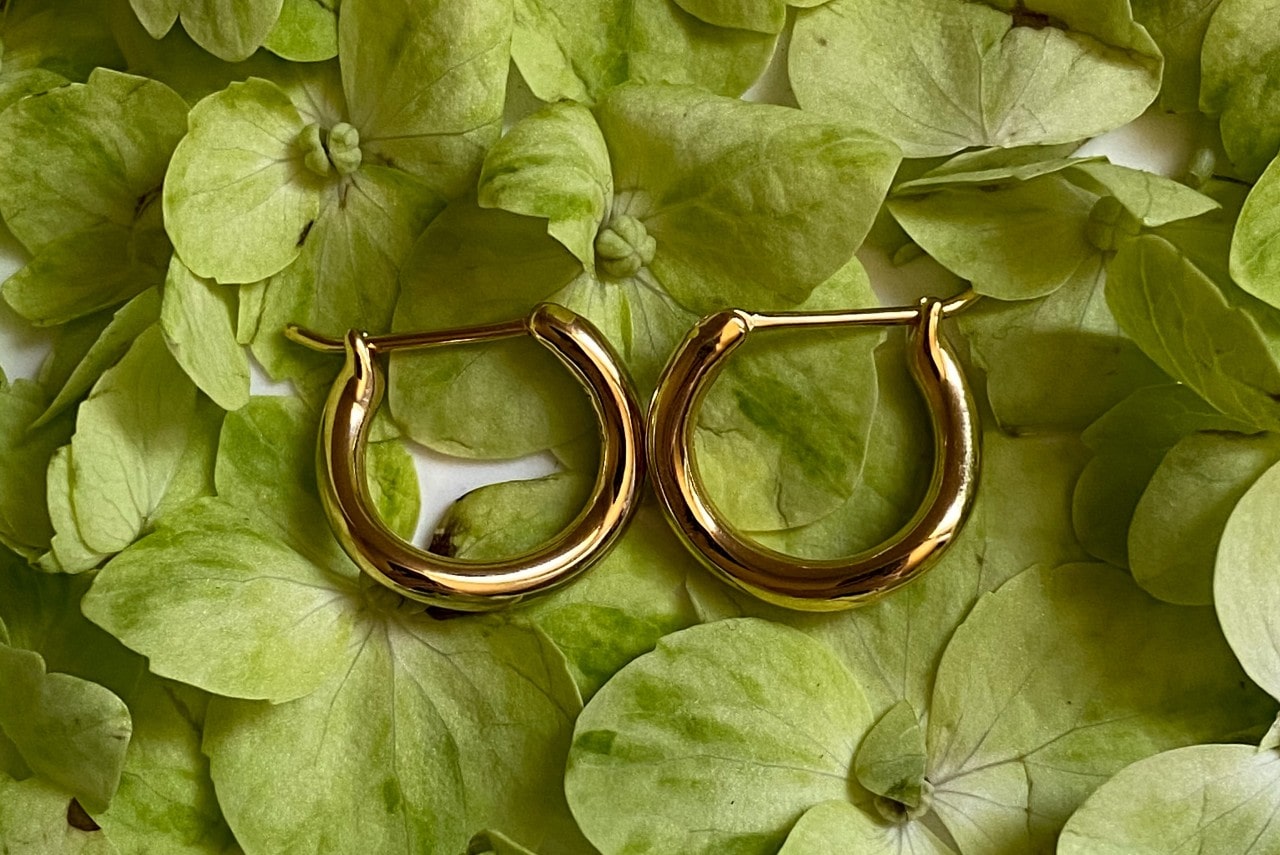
[3,0,1280,852]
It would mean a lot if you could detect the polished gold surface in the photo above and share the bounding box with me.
[289,303,645,611]
[647,296,981,611]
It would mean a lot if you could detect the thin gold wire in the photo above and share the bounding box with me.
[647,292,982,611]
[289,303,645,611]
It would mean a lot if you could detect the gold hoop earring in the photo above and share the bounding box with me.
[647,293,981,611]
[286,303,645,612]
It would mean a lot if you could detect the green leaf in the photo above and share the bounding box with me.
[512,0,776,104]
[129,0,286,62]
[0,772,117,853]
[0,380,75,560]
[1107,233,1280,431]
[1215,459,1280,701]
[853,700,927,810]
[927,563,1272,855]
[341,0,511,199]
[0,645,131,814]
[205,614,584,854]
[263,0,338,61]
[596,84,901,311]
[1071,384,1251,569]
[1059,744,1280,854]
[1132,0,1225,112]
[35,289,163,428]
[1201,0,1280,178]
[1130,431,1280,606]
[83,497,358,703]
[64,327,207,555]
[566,618,873,855]
[791,0,1162,158]
[163,77,321,285]
[778,800,955,855]
[160,257,250,411]
[1230,154,1280,309]
[478,101,613,267]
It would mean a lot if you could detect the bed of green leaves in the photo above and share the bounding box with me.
[3,0,1280,852]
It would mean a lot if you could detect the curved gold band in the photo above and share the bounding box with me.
[289,303,645,611]
[647,298,980,611]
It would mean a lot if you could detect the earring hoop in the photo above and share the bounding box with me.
[287,303,645,612]
[647,293,981,611]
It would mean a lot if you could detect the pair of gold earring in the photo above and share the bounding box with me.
[287,293,980,614]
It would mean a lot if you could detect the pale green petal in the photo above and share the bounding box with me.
[341,0,511,198]
[129,0,285,62]
[263,0,338,61]
[566,618,873,855]
[0,69,187,253]
[0,0,122,107]
[692,260,881,530]
[779,430,1090,719]
[890,174,1098,300]
[597,85,901,311]
[1215,460,1280,701]
[388,199,591,459]
[1066,161,1220,227]
[439,489,702,699]
[478,101,613,267]
[1059,744,1280,854]
[163,77,321,284]
[467,829,539,855]
[1231,154,1280,309]
[673,0,787,33]
[3,220,169,327]
[1133,0,1225,112]
[45,448,111,574]
[778,800,955,855]
[791,0,1161,157]
[1106,233,1280,431]
[98,678,237,854]
[160,257,250,411]
[958,265,1167,431]
[35,289,162,428]
[66,327,206,555]
[1201,0,1280,178]
[205,616,583,854]
[512,0,776,104]
[0,772,118,853]
[0,380,75,560]
[243,165,444,391]
[1130,431,1280,605]
[1072,384,1250,569]
[0,645,131,814]
[854,701,927,809]
[82,498,358,703]
[927,564,1272,855]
